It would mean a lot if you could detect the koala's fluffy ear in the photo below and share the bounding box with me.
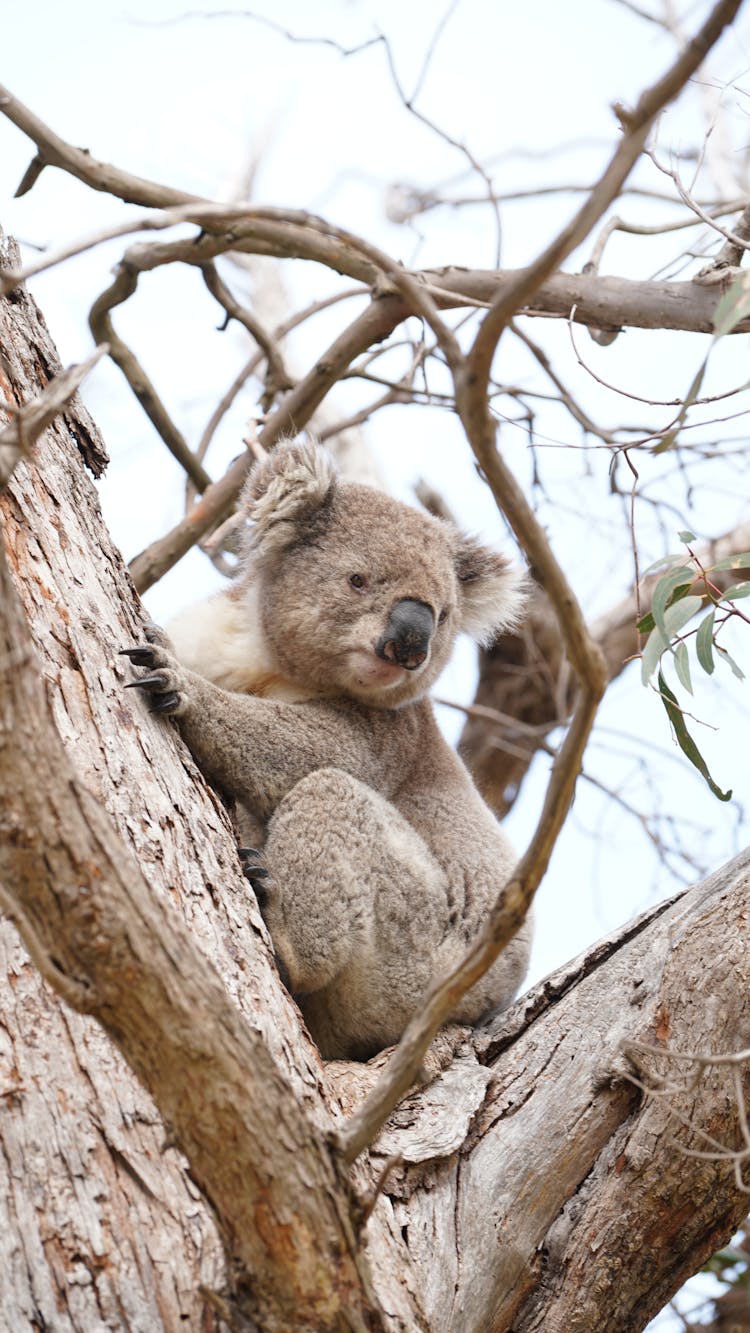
[243,439,336,558]
[454,534,527,645]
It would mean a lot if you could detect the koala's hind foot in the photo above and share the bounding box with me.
[238,846,274,906]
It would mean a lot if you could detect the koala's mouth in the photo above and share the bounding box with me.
[344,648,419,691]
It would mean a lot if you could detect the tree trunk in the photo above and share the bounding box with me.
[2,229,750,1331]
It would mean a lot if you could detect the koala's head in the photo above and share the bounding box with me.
[242,440,525,708]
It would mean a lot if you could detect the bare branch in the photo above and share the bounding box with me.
[335,0,745,1161]
[89,265,213,492]
[201,261,293,409]
[0,82,203,208]
[128,293,409,592]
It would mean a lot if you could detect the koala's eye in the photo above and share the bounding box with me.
[349,573,367,591]
[438,608,448,626]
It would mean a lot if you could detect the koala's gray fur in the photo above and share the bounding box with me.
[126,440,531,1060]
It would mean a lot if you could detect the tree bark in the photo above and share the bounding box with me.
[2,231,750,1332]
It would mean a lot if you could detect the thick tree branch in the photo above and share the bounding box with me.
[0,83,204,208]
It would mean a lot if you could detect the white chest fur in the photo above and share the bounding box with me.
[166,583,316,702]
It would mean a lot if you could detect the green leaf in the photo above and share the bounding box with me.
[638,579,693,634]
[657,671,732,802]
[639,595,702,684]
[711,551,750,572]
[651,568,694,639]
[712,270,750,336]
[673,642,693,694]
[715,644,746,681]
[642,552,691,578]
[722,581,750,601]
[641,625,666,684]
[696,610,715,675]
[678,529,696,543]
[662,594,703,637]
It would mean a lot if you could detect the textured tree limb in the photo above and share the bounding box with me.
[0,343,108,485]
[0,82,204,208]
[697,199,750,276]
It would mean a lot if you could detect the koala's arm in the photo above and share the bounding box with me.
[122,632,384,818]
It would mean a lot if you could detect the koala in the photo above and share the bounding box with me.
[123,440,531,1061]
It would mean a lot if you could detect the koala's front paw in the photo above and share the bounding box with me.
[120,636,187,716]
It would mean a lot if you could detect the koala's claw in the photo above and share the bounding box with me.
[238,846,274,905]
[121,639,185,716]
[238,846,264,862]
[119,645,158,666]
[148,691,182,715]
[124,671,168,691]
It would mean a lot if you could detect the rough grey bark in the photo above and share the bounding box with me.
[2,230,750,1332]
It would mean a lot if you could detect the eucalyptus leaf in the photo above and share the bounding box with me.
[640,595,703,684]
[657,672,732,802]
[662,594,703,638]
[673,641,692,694]
[711,551,750,572]
[722,582,750,601]
[696,610,715,675]
[712,271,750,336]
[678,529,696,543]
[715,645,746,681]
[641,625,668,684]
[642,552,691,578]
[651,568,694,638]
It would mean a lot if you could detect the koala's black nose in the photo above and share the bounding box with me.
[376,599,434,670]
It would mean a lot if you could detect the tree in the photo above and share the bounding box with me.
[1,2,750,1328]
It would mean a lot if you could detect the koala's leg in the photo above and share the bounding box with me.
[260,767,449,1058]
